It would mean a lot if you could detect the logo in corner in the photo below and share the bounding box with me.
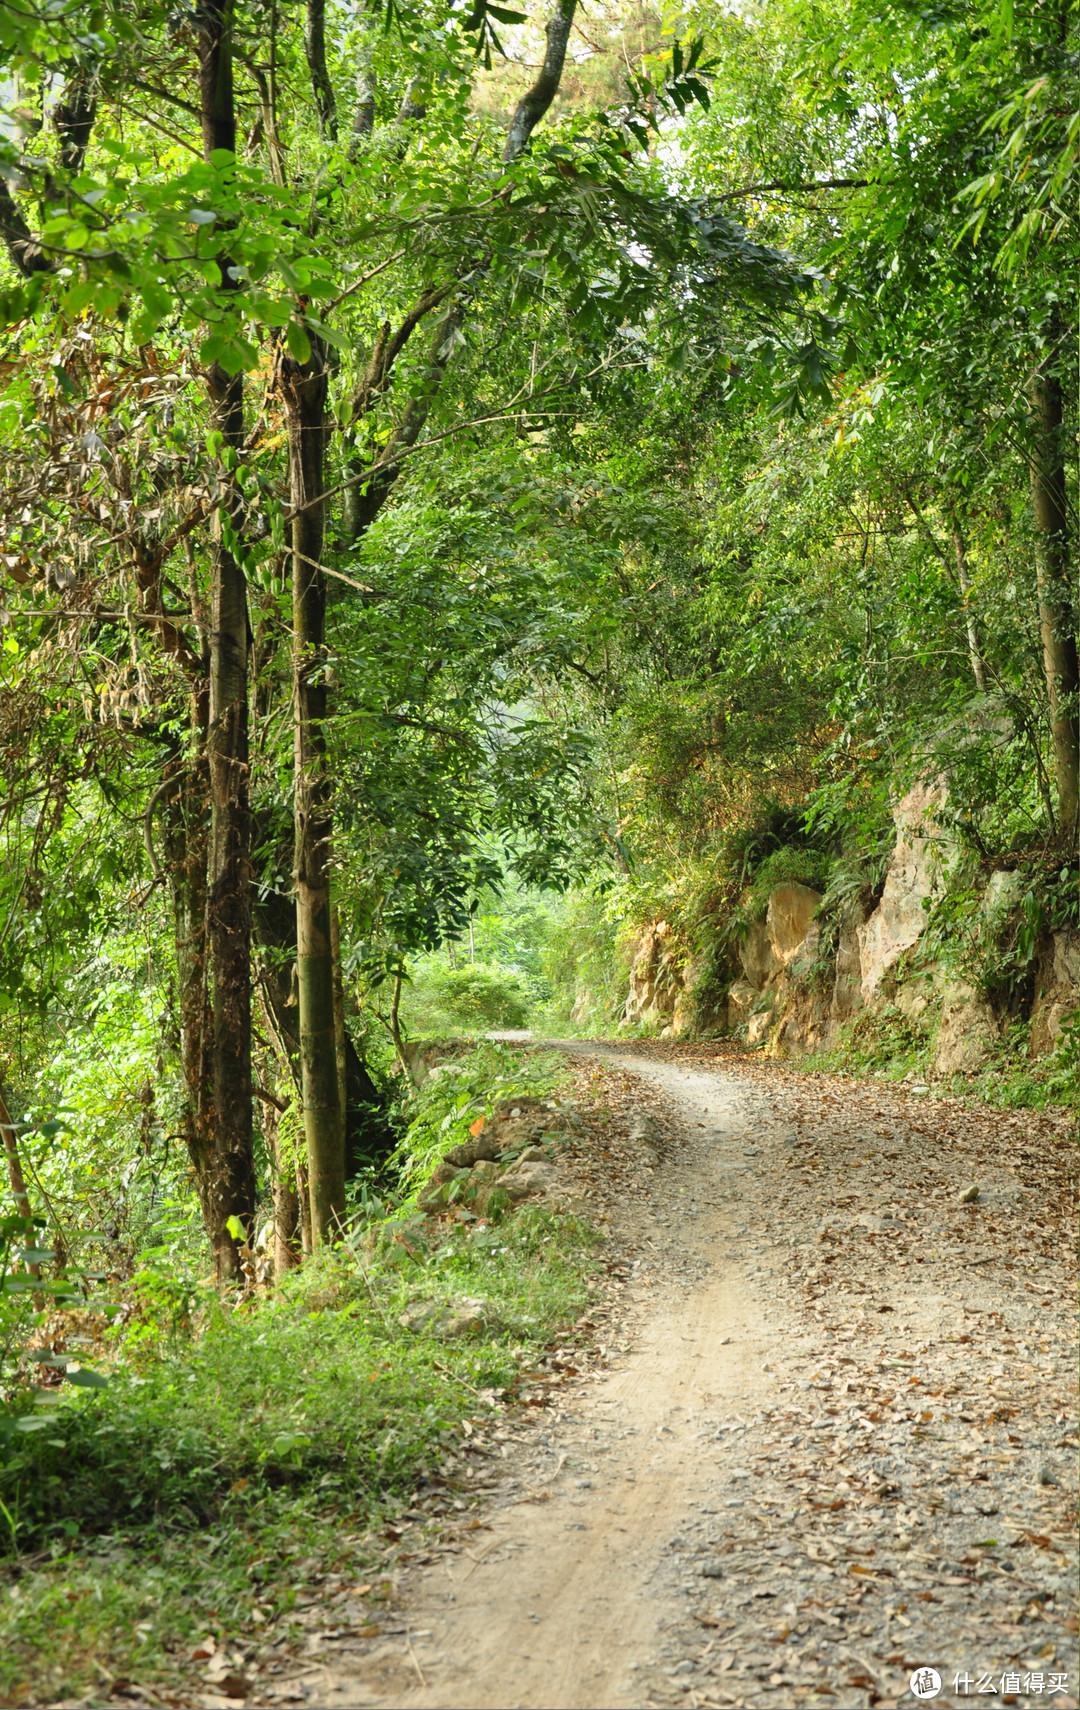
[909,1667,942,1700]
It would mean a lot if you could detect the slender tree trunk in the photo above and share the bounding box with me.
[254,880,391,1170]
[0,1084,40,1284]
[349,33,376,156]
[272,1157,302,1276]
[1030,359,1080,845]
[280,334,345,1245]
[501,0,577,163]
[197,0,255,1281]
[268,0,580,1243]
[388,968,408,1074]
[163,748,214,1209]
[53,67,96,174]
[256,1064,301,1277]
[331,905,348,1147]
[0,1085,31,1220]
[297,1155,313,1255]
[950,520,987,693]
[304,0,336,138]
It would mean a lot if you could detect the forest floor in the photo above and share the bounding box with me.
[237,1040,1078,1710]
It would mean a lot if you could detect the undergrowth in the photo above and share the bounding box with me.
[798,1004,1078,1108]
[0,1045,599,1707]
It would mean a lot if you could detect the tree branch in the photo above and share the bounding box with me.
[502,0,578,163]
[716,177,872,202]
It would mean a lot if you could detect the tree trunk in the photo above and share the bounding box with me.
[1030,359,1079,845]
[304,0,337,138]
[0,1084,31,1220]
[950,520,987,693]
[198,0,256,1282]
[162,749,213,1205]
[256,1067,301,1278]
[501,0,577,163]
[280,334,345,1246]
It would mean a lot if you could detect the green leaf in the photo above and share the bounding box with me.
[285,321,312,363]
[225,1214,247,1241]
[17,1248,55,1266]
[65,1367,109,1389]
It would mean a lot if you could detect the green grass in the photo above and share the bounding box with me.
[0,1045,601,1706]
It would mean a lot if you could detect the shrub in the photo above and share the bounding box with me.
[434,965,531,1030]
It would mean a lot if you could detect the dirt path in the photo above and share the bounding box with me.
[260,1045,1078,1710]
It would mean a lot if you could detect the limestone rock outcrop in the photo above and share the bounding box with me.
[1030,929,1079,1057]
[616,776,1075,1078]
[856,781,947,1000]
[766,883,823,965]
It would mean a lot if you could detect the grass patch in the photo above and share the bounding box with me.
[0,1044,600,1706]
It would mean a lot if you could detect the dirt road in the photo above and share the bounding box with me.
[261,1044,1078,1710]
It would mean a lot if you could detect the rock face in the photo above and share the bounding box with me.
[619,777,1075,1076]
[830,903,866,1024]
[1030,929,1079,1056]
[739,920,778,987]
[856,781,947,1000]
[932,980,1000,1074]
[624,920,683,1027]
[766,884,823,965]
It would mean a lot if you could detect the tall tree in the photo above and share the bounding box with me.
[280,330,344,1242]
[282,0,585,1248]
[1029,340,1079,845]
[197,0,255,1280]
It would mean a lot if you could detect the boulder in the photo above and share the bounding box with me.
[739,919,778,988]
[933,980,999,1075]
[499,1159,557,1201]
[443,1132,501,1168]
[400,1297,487,1337]
[858,781,948,1000]
[766,884,822,966]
